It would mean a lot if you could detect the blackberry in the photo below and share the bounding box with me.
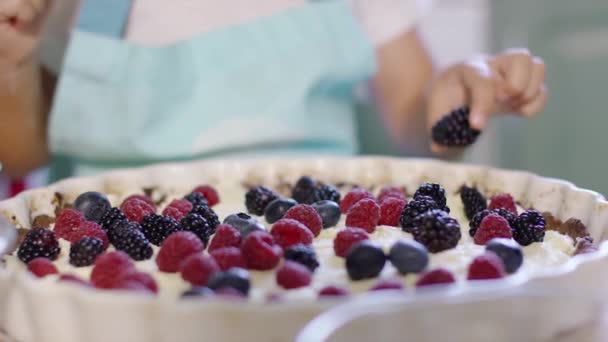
[190,204,220,230]
[292,176,318,205]
[412,209,461,253]
[17,228,61,263]
[513,210,546,246]
[469,209,517,237]
[108,221,153,260]
[141,214,182,246]
[316,184,341,203]
[245,186,279,216]
[399,195,440,233]
[180,213,212,245]
[69,237,105,267]
[100,207,127,231]
[413,183,448,210]
[460,185,487,220]
[284,244,319,272]
[183,192,209,207]
[431,106,481,147]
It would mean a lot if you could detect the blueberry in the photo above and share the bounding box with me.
[486,238,523,274]
[181,287,215,299]
[207,268,251,296]
[311,200,341,228]
[388,240,429,274]
[74,191,111,223]
[223,213,266,238]
[292,176,318,204]
[284,244,320,272]
[345,241,386,281]
[264,198,297,224]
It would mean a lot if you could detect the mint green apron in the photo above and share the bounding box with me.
[48,0,377,180]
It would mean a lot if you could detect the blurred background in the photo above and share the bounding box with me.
[2,0,607,197]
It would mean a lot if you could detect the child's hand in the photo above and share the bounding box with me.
[427,49,546,153]
[0,0,48,69]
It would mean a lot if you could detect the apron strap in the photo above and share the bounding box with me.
[76,0,133,38]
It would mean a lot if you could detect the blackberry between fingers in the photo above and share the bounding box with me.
[245,186,279,216]
[413,183,449,211]
[460,185,487,220]
[108,221,153,261]
[69,237,105,267]
[513,210,546,246]
[17,228,61,263]
[431,106,481,147]
[412,209,461,253]
[399,195,440,233]
[141,214,182,246]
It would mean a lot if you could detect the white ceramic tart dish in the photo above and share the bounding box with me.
[1,157,608,342]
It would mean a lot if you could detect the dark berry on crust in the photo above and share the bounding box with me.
[412,209,461,253]
[141,214,182,246]
[316,184,341,203]
[245,186,279,216]
[292,176,318,205]
[399,195,440,233]
[17,228,61,263]
[413,183,448,210]
[469,209,517,238]
[284,244,320,272]
[100,207,127,231]
[460,185,487,220]
[431,106,481,147]
[513,210,546,246]
[180,213,212,245]
[183,192,209,207]
[108,221,153,261]
[190,204,220,231]
[69,237,105,267]
[73,191,111,223]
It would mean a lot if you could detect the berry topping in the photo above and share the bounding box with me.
[399,195,440,233]
[467,252,506,280]
[486,238,523,274]
[69,237,105,267]
[118,271,158,294]
[180,213,212,245]
[27,258,58,278]
[316,184,341,203]
[208,224,242,252]
[223,213,266,238]
[90,251,135,289]
[284,244,319,272]
[245,186,279,216]
[73,191,111,223]
[190,204,221,230]
[345,241,386,281]
[413,183,448,210]
[311,200,341,229]
[141,214,182,246]
[264,198,297,224]
[241,231,282,270]
[210,247,246,271]
[345,198,380,233]
[291,176,318,204]
[112,280,154,293]
[333,227,369,258]
[473,214,513,245]
[284,204,323,237]
[180,254,220,286]
[318,285,350,298]
[156,232,205,273]
[123,194,156,209]
[276,261,312,290]
[100,207,127,231]
[54,209,85,241]
[340,188,374,214]
[377,185,407,203]
[120,197,156,223]
[431,106,480,147]
[460,185,487,220]
[488,193,517,215]
[270,219,314,249]
[207,268,251,296]
[181,287,215,299]
[513,209,546,246]
[17,228,61,263]
[162,199,193,222]
[70,221,109,249]
[469,209,517,237]
[192,185,220,207]
[369,279,404,292]
[183,192,209,207]
[388,240,429,274]
[378,197,407,227]
[59,274,91,287]
[107,221,153,261]
[412,209,461,253]
[415,268,456,287]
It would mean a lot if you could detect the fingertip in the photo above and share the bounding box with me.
[469,112,487,130]
[431,143,446,154]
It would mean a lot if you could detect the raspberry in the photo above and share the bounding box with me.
[180,213,212,245]
[378,197,407,227]
[284,204,323,237]
[189,204,221,231]
[413,183,448,210]
[276,261,312,289]
[123,194,156,210]
[245,186,279,216]
[241,231,282,270]
[90,251,135,289]
[107,221,153,261]
[156,232,205,273]
[112,280,153,293]
[284,244,319,272]
[17,228,61,263]
[162,199,193,221]
[192,185,220,207]
[27,258,58,278]
[488,193,517,215]
[141,214,182,246]
[316,184,341,203]
[58,274,91,287]
[345,198,380,233]
[399,195,440,233]
[460,185,487,220]
[208,224,242,252]
[183,192,209,207]
[377,185,406,203]
[340,188,374,214]
[467,252,506,280]
[117,271,158,294]
[69,237,105,267]
[333,227,369,258]
[70,221,109,249]
[100,207,127,231]
[431,106,480,147]
[513,210,546,246]
[415,268,456,287]
[412,209,461,253]
[270,219,314,249]
[211,247,246,271]
[120,198,156,223]
[54,209,85,241]
[180,254,220,286]
[318,285,350,297]
[369,279,404,291]
[473,214,512,245]
[469,208,517,238]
